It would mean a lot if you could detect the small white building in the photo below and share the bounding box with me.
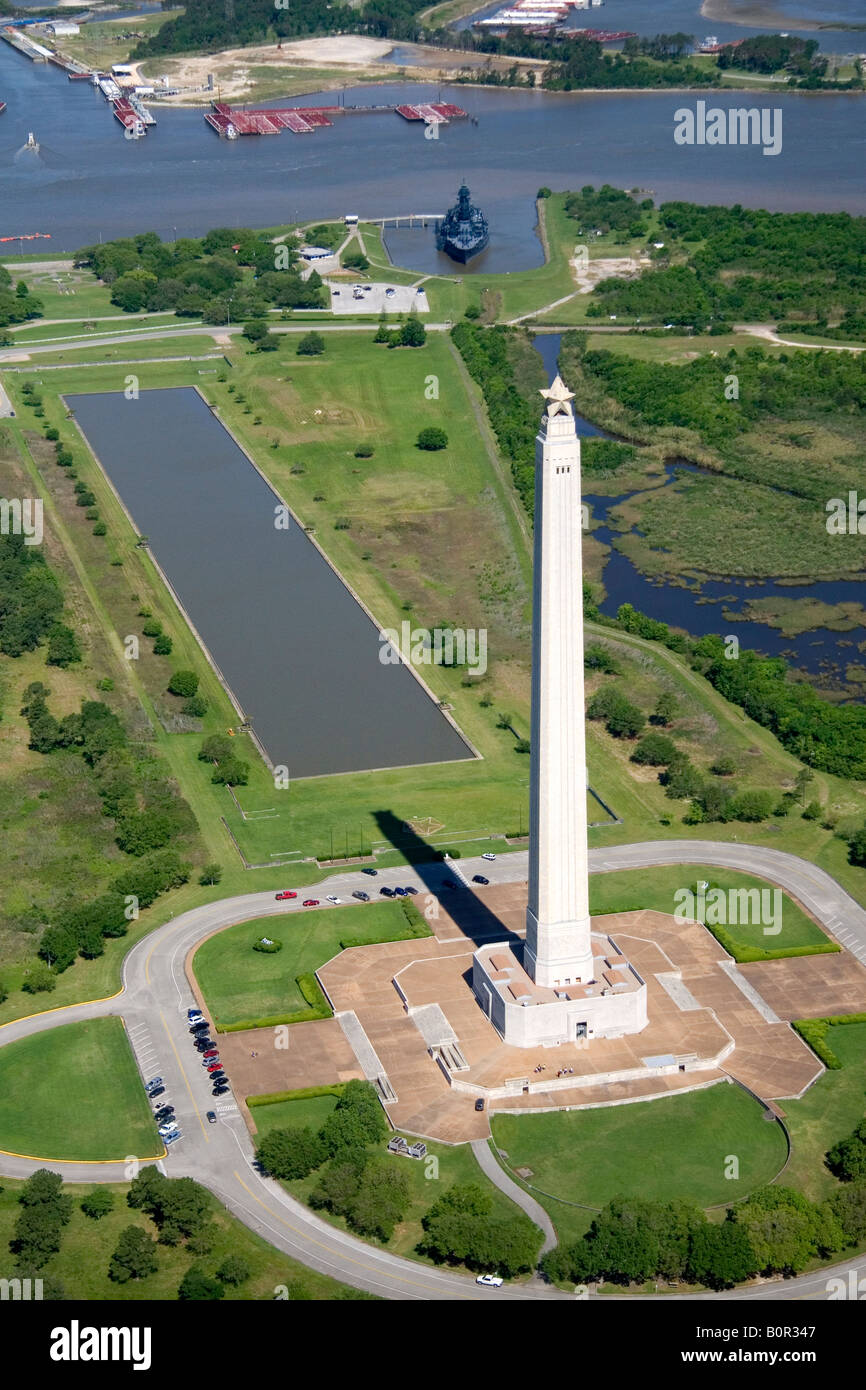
[47,22,80,37]
[299,246,332,261]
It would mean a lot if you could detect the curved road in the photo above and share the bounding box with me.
[1,840,864,1300]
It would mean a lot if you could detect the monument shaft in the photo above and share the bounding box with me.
[524,380,594,987]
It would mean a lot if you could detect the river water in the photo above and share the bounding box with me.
[534,333,866,690]
[1,47,865,258]
[459,0,866,52]
[66,388,474,778]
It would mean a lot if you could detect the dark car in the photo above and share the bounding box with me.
[209,1071,226,1082]
[361,867,378,876]
[352,890,370,901]
[472,875,489,885]
[404,885,418,895]
[212,1086,229,1097]
[475,1098,485,1112]
[148,1086,165,1100]
[191,1022,209,1034]
[206,1111,217,1124]
[154,1107,174,1121]
[441,880,456,891]
[393,887,408,897]
[380,886,394,898]
[194,1039,214,1050]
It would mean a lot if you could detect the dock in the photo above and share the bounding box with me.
[1,25,53,62]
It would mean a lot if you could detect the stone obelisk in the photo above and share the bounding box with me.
[523,375,595,989]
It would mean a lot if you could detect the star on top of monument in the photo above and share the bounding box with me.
[540,374,574,417]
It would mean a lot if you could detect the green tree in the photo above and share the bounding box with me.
[687,1218,757,1289]
[199,734,235,763]
[401,317,426,347]
[827,1120,866,1182]
[198,862,223,886]
[256,1126,326,1180]
[46,623,81,669]
[651,692,678,726]
[108,1226,158,1283]
[178,1265,224,1300]
[216,1255,251,1285]
[210,757,249,786]
[297,331,325,356]
[81,1188,115,1220]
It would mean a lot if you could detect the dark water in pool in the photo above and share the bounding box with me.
[65,387,473,778]
[533,332,866,688]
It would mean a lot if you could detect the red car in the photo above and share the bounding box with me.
[275,890,297,901]
[302,898,320,907]
[206,1062,222,1073]
[203,1048,219,1060]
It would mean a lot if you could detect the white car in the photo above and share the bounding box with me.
[481,853,496,861]
[325,895,341,904]
[475,1273,503,1287]
[157,1122,178,1136]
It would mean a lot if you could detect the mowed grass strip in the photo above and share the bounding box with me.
[491,1083,788,1210]
[193,900,430,1028]
[0,1018,158,1161]
[590,864,828,955]
[779,1021,866,1202]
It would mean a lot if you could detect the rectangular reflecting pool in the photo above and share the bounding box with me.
[67,387,473,778]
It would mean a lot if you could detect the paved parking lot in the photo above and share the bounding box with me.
[328,281,429,316]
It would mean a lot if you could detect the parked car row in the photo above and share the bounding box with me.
[144,1076,182,1146]
[189,1008,230,1098]
[379,885,419,899]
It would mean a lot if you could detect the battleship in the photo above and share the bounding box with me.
[436,184,489,263]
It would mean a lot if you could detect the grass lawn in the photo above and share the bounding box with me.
[0,1175,354,1300]
[589,864,830,958]
[491,1082,788,1214]
[193,900,430,1028]
[0,1018,158,1161]
[250,1094,340,1134]
[781,1021,866,1202]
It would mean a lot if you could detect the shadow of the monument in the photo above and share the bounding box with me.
[373,809,523,951]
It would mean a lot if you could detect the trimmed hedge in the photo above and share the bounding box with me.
[794,1013,866,1070]
[248,1084,346,1109]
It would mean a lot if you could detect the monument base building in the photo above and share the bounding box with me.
[473,933,648,1049]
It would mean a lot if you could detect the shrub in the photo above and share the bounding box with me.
[297,331,325,356]
[210,757,249,786]
[183,694,209,718]
[92,521,107,536]
[142,620,162,638]
[167,669,199,698]
[417,427,448,451]
[630,732,677,766]
[252,936,281,953]
[354,444,374,458]
[153,633,173,656]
